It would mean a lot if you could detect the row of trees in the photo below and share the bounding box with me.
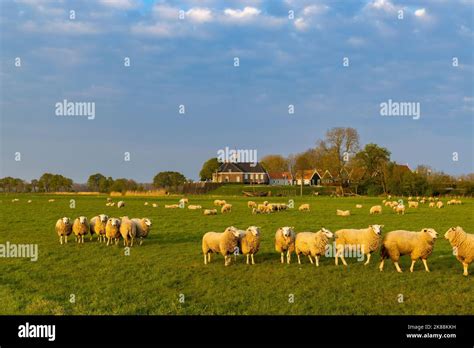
[0,173,73,193]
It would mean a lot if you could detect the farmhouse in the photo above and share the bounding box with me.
[268,172,293,186]
[212,162,269,184]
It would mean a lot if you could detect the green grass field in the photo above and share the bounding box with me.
[1,194,473,315]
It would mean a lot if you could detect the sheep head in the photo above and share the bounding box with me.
[370,225,384,235]
[108,218,120,227]
[143,218,152,227]
[79,216,88,224]
[321,227,333,239]
[444,226,464,241]
[247,226,261,237]
[99,214,108,223]
[422,228,438,240]
[62,217,70,225]
[225,226,240,238]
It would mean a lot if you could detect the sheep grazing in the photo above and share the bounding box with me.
[384,201,392,207]
[117,201,125,208]
[152,203,158,208]
[429,202,436,208]
[335,225,384,266]
[239,226,261,265]
[179,198,189,205]
[355,204,363,209]
[107,197,112,202]
[295,228,334,266]
[221,203,232,214]
[444,226,474,276]
[379,228,438,273]
[203,209,217,216]
[120,217,137,247]
[408,196,413,201]
[55,217,72,244]
[188,204,202,210]
[336,209,351,217]
[27,200,32,203]
[299,204,310,212]
[202,226,241,266]
[110,202,116,206]
[394,204,405,215]
[247,201,257,209]
[11,198,19,202]
[105,218,121,246]
[131,218,152,245]
[408,201,419,208]
[72,216,89,244]
[369,205,382,215]
[275,226,296,264]
[165,204,179,209]
[214,199,226,206]
[144,202,149,206]
[90,214,109,242]
[253,204,268,214]
[48,199,55,203]
[436,201,444,209]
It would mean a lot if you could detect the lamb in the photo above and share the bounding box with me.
[275,226,296,264]
[72,216,89,244]
[131,218,152,245]
[444,226,474,276]
[369,205,382,214]
[408,201,419,208]
[355,204,363,209]
[188,204,202,210]
[214,199,226,206]
[202,226,241,266]
[335,225,383,266]
[436,201,444,209]
[203,209,217,216]
[336,209,351,216]
[89,214,108,242]
[105,218,121,246]
[299,204,310,212]
[247,201,257,209]
[117,201,125,208]
[120,217,137,247]
[55,217,72,244]
[221,203,232,214]
[379,228,438,273]
[295,228,334,266]
[239,226,261,265]
[165,204,179,209]
[394,204,405,215]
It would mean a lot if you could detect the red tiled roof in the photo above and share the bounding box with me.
[268,172,292,180]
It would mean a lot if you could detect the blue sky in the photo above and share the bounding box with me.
[1,0,473,182]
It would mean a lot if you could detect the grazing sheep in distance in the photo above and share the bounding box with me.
[436,201,444,209]
[120,217,137,247]
[90,214,108,242]
[107,197,112,202]
[275,226,296,264]
[72,216,89,244]
[188,204,202,210]
[105,218,121,246]
[379,228,438,273]
[165,204,179,209]
[444,226,474,276]
[239,226,261,265]
[55,217,72,244]
[131,218,152,245]
[152,203,158,208]
[117,201,125,208]
[394,204,405,215]
[27,200,32,203]
[247,201,257,209]
[429,202,436,208]
[408,201,419,208]
[295,228,334,266]
[180,198,189,205]
[144,202,149,206]
[335,225,384,266]
[369,205,382,214]
[202,226,241,266]
[203,209,217,216]
[355,204,363,209]
[336,209,351,217]
[299,204,310,212]
[214,199,226,206]
[221,203,232,214]
[48,199,55,203]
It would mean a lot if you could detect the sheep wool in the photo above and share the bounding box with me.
[379,228,438,273]
[221,204,232,214]
[89,214,108,242]
[336,209,351,216]
[131,218,152,245]
[239,226,261,265]
[369,205,382,214]
[72,217,89,244]
[444,226,474,276]
[202,226,241,266]
[203,209,217,216]
[105,218,121,246]
[275,226,296,264]
[299,204,310,212]
[120,217,137,247]
[55,217,72,244]
[295,228,334,266]
[334,225,383,266]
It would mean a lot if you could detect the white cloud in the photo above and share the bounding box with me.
[22,20,99,35]
[98,0,139,10]
[368,0,397,13]
[224,6,261,20]
[186,8,213,23]
[131,22,174,37]
[347,36,366,47]
[303,4,329,16]
[414,8,426,17]
[153,4,179,20]
[294,17,308,31]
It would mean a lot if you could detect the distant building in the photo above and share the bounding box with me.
[268,172,293,186]
[212,162,268,184]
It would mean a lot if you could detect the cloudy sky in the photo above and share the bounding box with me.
[1,0,473,182]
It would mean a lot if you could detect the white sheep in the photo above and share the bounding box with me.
[203,209,217,216]
[355,204,363,209]
[429,202,435,208]
[152,203,158,208]
[27,200,32,203]
[214,199,226,206]
[179,198,189,205]
[120,217,136,247]
[408,201,419,208]
[117,201,125,208]
[335,225,383,266]
[105,218,121,246]
[295,228,334,266]
[55,217,72,244]
[144,202,149,206]
[336,209,351,217]
[394,204,405,215]
[275,226,296,264]
[247,201,257,209]
[48,199,55,203]
[221,203,232,214]
[239,226,261,265]
[165,204,179,209]
[72,216,89,244]
[188,204,202,210]
[379,228,438,273]
[369,205,382,214]
[131,218,152,245]
[436,201,444,209]
[202,226,241,266]
[89,214,109,242]
[444,226,474,276]
[299,204,310,212]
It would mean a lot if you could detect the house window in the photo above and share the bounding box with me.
[237,176,240,183]
[250,174,254,179]
[225,176,229,182]
[244,173,248,179]
[260,174,264,180]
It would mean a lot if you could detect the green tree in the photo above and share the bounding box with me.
[153,171,186,188]
[199,158,220,181]
[355,143,391,193]
[260,154,289,173]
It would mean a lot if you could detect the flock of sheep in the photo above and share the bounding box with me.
[202,224,474,276]
[55,215,151,247]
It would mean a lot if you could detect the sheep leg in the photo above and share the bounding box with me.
[364,253,371,266]
[281,252,284,264]
[308,255,313,264]
[297,254,301,265]
[286,251,291,264]
[81,235,84,244]
[410,260,416,272]
[394,262,403,273]
[208,253,211,263]
[107,238,110,246]
[203,253,207,265]
[59,236,63,245]
[340,252,348,266]
[379,259,385,271]
[246,254,250,265]
[65,235,68,244]
[315,256,319,267]
[130,237,134,247]
[422,259,430,272]
[463,263,468,276]
[251,254,255,265]
[140,238,143,246]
